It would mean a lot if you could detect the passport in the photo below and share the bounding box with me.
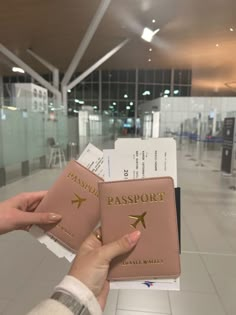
[35,160,103,252]
[99,176,180,281]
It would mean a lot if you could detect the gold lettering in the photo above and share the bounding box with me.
[108,197,114,205]
[107,192,165,206]
[114,197,122,205]
[134,195,140,203]
[150,193,157,202]
[158,192,165,201]
[121,196,128,205]
[66,172,99,198]
[141,193,149,202]
[127,195,134,204]
[122,259,164,266]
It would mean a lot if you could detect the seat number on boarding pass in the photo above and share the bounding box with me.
[124,169,129,179]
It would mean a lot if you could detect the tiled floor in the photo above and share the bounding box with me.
[0,139,236,314]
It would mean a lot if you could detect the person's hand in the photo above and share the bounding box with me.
[0,191,62,235]
[69,229,141,310]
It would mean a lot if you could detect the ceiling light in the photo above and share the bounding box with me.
[5,106,17,110]
[230,28,234,32]
[109,105,114,109]
[148,58,151,62]
[152,19,156,23]
[12,67,25,73]
[130,102,134,105]
[93,106,98,109]
[174,90,179,95]
[149,48,152,52]
[126,106,131,110]
[142,90,151,96]
[164,89,170,94]
[164,95,168,98]
[74,99,84,104]
[124,94,128,98]
[216,43,219,47]
[113,102,116,105]
[73,109,79,113]
[141,27,160,42]
[67,89,71,93]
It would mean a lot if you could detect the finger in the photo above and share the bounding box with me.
[7,191,47,211]
[14,211,62,228]
[100,231,141,263]
[79,229,102,255]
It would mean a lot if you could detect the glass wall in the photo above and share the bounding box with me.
[67,69,192,116]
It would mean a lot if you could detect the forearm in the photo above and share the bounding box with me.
[26,276,102,315]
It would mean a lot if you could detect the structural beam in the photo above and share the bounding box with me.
[67,39,129,90]
[27,49,59,89]
[61,0,111,87]
[0,43,60,97]
[134,68,138,136]
[27,48,61,105]
[27,49,56,73]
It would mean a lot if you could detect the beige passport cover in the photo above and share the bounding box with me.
[99,177,180,281]
[35,160,103,252]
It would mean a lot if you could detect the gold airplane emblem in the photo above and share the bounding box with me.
[129,211,147,229]
[71,193,86,209]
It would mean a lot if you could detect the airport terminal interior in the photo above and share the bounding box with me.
[1,0,236,314]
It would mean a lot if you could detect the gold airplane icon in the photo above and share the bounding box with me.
[129,211,147,229]
[71,193,86,208]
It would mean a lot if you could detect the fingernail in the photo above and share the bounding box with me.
[48,213,62,222]
[127,230,141,246]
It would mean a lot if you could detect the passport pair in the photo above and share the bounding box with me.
[36,160,181,280]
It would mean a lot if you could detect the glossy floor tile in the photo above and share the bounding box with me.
[0,138,235,314]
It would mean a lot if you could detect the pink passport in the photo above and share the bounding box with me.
[99,177,181,281]
[35,160,103,252]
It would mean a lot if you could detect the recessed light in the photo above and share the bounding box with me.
[67,89,71,93]
[152,19,156,23]
[12,67,25,73]
[126,106,131,110]
[113,102,116,105]
[216,43,219,47]
[149,48,152,52]
[124,94,128,99]
[230,27,234,32]
[141,27,160,42]
[130,102,134,106]
[148,58,151,62]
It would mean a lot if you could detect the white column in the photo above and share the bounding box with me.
[134,68,139,136]
[99,69,102,112]
[0,76,4,106]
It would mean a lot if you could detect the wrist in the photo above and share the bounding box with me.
[54,275,102,315]
[51,291,89,315]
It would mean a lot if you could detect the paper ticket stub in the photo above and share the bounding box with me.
[104,137,177,186]
[77,143,104,178]
[111,278,180,290]
[30,143,104,261]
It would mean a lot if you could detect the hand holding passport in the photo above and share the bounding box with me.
[33,141,181,286]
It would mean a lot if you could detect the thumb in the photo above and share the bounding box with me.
[15,211,62,228]
[100,231,141,263]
